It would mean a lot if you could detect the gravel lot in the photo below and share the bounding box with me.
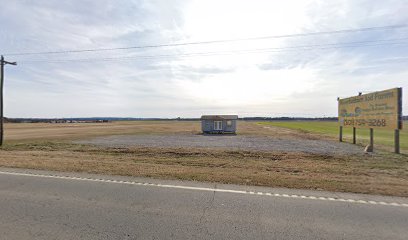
[78,134,364,155]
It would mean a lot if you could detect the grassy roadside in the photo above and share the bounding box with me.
[258,121,408,152]
[1,140,408,197]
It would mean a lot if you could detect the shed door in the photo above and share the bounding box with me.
[214,121,222,130]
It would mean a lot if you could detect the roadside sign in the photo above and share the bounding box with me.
[338,87,403,153]
[338,88,402,130]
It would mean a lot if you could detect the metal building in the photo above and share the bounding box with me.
[201,115,238,134]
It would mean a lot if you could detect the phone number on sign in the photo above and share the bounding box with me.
[343,119,387,127]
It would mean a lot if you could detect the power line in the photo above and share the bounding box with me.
[17,37,408,64]
[3,24,407,56]
[19,41,408,63]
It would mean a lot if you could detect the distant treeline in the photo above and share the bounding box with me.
[4,117,181,123]
[239,117,338,121]
[3,116,408,123]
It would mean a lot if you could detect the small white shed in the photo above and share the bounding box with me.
[201,115,238,134]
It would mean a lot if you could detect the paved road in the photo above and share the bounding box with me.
[0,168,407,240]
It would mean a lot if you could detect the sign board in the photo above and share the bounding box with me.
[338,88,402,130]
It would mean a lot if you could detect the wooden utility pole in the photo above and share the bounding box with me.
[0,55,17,146]
[395,87,402,154]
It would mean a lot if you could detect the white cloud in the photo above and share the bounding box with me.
[1,0,407,118]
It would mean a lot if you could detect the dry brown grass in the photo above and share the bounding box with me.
[1,121,408,197]
[4,121,201,141]
[4,120,324,141]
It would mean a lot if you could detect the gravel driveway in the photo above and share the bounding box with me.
[77,134,364,155]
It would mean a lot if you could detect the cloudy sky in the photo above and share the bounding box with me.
[1,0,407,118]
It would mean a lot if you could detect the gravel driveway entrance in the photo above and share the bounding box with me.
[78,134,364,155]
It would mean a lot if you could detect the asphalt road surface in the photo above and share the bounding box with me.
[0,168,407,240]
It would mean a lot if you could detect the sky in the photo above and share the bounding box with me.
[0,0,407,118]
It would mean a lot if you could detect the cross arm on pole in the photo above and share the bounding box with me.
[2,61,17,66]
[1,57,17,66]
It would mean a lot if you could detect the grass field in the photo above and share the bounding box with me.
[259,121,408,153]
[1,121,408,196]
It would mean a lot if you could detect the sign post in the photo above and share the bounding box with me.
[395,129,400,154]
[352,127,356,144]
[338,88,403,153]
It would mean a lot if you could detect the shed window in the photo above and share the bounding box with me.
[214,121,222,130]
[226,120,232,126]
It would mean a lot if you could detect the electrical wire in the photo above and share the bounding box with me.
[3,24,407,56]
[17,37,408,64]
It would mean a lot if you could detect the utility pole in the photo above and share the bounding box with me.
[0,55,17,146]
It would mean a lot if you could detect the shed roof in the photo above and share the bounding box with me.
[201,115,238,120]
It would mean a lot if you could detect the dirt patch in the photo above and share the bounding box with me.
[77,134,364,155]
[4,121,324,141]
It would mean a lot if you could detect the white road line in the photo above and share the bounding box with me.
[0,170,407,208]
